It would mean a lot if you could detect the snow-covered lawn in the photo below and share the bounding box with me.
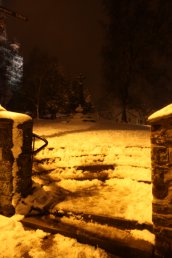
[0,113,154,257]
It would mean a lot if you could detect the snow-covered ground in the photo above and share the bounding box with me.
[0,214,109,258]
[0,113,154,257]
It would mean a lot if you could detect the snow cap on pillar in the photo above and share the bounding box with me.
[0,107,32,123]
[0,105,6,111]
[148,104,172,123]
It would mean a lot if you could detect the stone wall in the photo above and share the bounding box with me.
[148,105,172,257]
[0,110,33,216]
[0,119,14,216]
[15,121,33,198]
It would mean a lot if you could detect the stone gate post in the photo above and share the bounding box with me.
[0,106,33,216]
[148,104,172,257]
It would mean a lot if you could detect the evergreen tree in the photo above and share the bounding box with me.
[23,48,72,118]
[102,0,172,121]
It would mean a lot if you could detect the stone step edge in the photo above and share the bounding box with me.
[22,216,154,258]
[51,210,153,232]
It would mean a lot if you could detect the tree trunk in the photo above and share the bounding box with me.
[35,79,42,119]
[36,103,39,119]
[121,83,129,123]
[121,105,127,123]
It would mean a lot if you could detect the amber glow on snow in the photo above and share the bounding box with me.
[0,113,154,257]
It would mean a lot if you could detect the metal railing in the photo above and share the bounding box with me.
[32,133,48,155]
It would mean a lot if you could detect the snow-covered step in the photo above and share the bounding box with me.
[47,177,152,225]
[22,215,154,258]
[33,145,150,168]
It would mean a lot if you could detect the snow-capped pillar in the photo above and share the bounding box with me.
[0,106,33,216]
[148,104,172,257]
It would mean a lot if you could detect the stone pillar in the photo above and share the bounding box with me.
[0,107,33,216]
[148,104,172,257]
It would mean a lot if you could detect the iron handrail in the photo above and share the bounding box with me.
[32,133,48,155]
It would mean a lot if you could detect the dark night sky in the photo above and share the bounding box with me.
[3,0,105,101]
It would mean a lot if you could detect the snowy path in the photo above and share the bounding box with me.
[0,115,155,258]
[32,115,152,225]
